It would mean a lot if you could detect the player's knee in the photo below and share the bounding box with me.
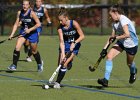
[15,47,20,51]
[127,63,132,67]
[64,62,68,67]
[31,50,37,54]
[106,54,113,60]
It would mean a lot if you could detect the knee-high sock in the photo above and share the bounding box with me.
[104,60,113,80]
[13,50,20,66]
[130,62,136,74]
[28,49,32,57]
[56,66,67,83]
[33,52,41,64]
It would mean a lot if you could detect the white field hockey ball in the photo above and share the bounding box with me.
[44,85,49,89]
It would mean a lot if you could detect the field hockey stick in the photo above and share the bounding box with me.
[89,41,112,72]
[49,51,73,83]
[0,34,20,44]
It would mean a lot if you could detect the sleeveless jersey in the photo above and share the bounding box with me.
[19,9,36,30]
[33,5,44,23]
[59,20,80,43]
[112,15,139,48]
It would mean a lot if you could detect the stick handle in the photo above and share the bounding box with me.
[49,65,61,83]
[48,51,72,83]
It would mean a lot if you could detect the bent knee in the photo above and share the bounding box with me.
[127,63,132,67]
[106,54,113,60]
[32,50,37,54]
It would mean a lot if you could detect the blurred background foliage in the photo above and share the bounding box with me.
[0,0,140,35]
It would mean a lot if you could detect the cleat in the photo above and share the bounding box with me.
[97,78,108,87]
[129,68,137,84]
[53,82,61,89]
[7,64,17,71]
[37,60,44,72]
[26,57,32,62]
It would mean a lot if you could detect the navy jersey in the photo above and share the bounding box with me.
[33,5,44,23]
[19,9,36,29]
[58,20,80,43]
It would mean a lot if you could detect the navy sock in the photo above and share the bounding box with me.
[56,67,67,83]
[13,50,20,66]
[28,49,32,57]
[130,62,137,74]
[33,52,41,64]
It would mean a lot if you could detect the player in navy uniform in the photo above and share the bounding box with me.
[98,5,138,87]
[25,0,52,62]
[8,0,43,72]
[53,7,85,88]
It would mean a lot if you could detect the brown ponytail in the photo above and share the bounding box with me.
[58,7,68,17]
[109,4,124,14]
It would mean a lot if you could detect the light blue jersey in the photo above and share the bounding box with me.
[113,15,139,48]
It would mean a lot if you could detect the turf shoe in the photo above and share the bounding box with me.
[53,82,61,89]
[129,68,137,84]
[7,64,17,71]
[26,57,32,62]
[97,78,108,87]
[37,60,44,72]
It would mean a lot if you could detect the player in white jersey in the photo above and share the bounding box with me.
[98,5,139,87]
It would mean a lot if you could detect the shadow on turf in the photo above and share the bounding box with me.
[79,85,132,89]
[0,70,37,73]
[31,84,65,89]
[18,59,35,62]
[6,59,35,62]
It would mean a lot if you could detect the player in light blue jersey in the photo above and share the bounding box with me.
[98,5,139,87]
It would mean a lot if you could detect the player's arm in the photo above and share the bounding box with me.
[100,29,115,58]
[58,28,65,59]
[26,11,41,34]
[44,8,52,25]
[104,29,115,49]
[73,20,85,43]
[70,20,84,51]
[116,24,130,40]
[9,11,20,38]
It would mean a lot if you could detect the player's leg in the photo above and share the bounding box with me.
[54,53,75,88]
[30,42,43,72]
[54,43,81,88]
[24,39,30,53]
[58,49,73,70]
[26,27,42,62]
[57,49,61,66]
[56,54,75,82]
[98,44,123,87]
[8,37,26,70]
[126,46,138,84]
[26,48,32,62]
[67,59,73,70]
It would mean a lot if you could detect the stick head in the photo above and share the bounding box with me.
[89,66,96,72]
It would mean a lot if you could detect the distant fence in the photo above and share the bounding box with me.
[0,4,140,35]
